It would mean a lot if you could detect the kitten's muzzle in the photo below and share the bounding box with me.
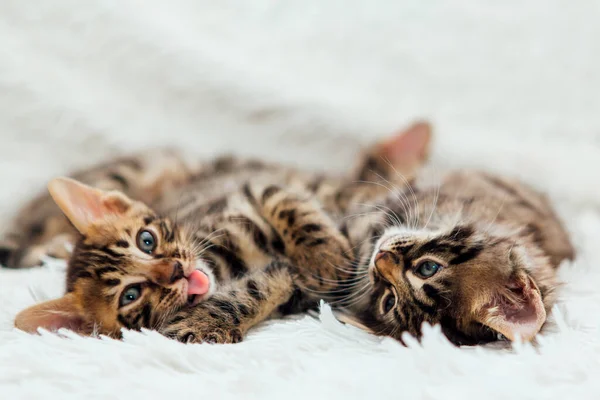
[372,250,401,285]
[169,261,184,283]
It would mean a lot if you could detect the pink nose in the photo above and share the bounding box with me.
[187,270,210,296]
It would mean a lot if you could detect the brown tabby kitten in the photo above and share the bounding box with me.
[8,122,431,342]
[338,170,575,344]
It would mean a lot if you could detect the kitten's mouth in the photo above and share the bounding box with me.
[185,270,210,306]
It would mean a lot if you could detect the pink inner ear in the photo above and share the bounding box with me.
[14,295,85,334]
[379,121,431,167]
[480,275,547,342]
[27,311,84,333]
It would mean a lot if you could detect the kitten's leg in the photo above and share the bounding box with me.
[0,149,194,268]
[161,261,295,344]
[162,186,355,344]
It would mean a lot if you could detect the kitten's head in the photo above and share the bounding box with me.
[14,178,211,337]
[353,219,554,346]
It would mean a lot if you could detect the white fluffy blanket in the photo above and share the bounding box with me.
[1,1,600,399]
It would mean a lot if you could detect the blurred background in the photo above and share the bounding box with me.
[1,0,599,226]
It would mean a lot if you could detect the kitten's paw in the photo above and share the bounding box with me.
[162,312,243,344]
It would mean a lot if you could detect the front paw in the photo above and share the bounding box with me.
[161,312,243,344]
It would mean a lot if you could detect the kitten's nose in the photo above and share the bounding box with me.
[374,250,400,283]
[169,261,185,283]
[375,250,399,266]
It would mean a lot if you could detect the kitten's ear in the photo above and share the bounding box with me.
[48,177,132,234]
[377,120,432,171]
[333,310,375,333]
[476,274,547,342]
[14,293,86,334]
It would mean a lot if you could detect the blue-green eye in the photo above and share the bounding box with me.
[119,285,142,307]
[382,292,396,314]
[137,230,156,254]
[415,260,442,278]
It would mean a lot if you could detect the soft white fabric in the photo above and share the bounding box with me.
[1,1,599,399]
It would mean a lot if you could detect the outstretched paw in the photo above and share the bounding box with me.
[162,311,243,344]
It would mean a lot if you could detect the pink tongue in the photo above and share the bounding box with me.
[187,270,210,296]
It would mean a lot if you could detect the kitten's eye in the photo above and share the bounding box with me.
[382,292,396,314]
[415,260,442,278]
[119,284,142,307]
[137,230,157,254]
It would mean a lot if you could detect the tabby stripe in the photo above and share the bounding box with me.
[306,238,327,247]
[444,226,474,242]
[212,299,240,325]
[100,246,124,259]
[278,209,296,226]
[203,242,248,278]
[95,265,119,277]
[421,284,441,304]
[117,314,130,328]
[108,173,128,188]
[412,297,436,316]
[160,221,175,243]
[483,174,540,212]
[73,269,93,280]
[206,197,228,214]
[301,223,322,233]
[132,311,143,327]
[233,216,269,253]
[141,303,152,328]
[449,245,484,265]
[104,278,121,286]
[246,279,265,301]
[261,185,281,203]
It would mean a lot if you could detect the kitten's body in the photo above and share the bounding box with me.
[6,123,574,345]
[341,170,574,344]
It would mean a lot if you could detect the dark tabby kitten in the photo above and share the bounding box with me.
[7,122,430,342]
[339,170,575,344]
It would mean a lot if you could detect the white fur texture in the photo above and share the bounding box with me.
[1,1,600,399]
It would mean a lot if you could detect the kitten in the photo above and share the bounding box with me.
[9,122,431,341]
[337,170,575,344]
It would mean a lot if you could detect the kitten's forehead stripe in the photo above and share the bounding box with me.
[95,266,119,277]
[448,245,484,265]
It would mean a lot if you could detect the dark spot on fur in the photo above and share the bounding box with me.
[278,209,296,226]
